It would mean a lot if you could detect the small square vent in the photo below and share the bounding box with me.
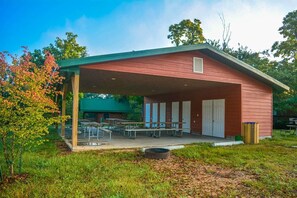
[193,57,203,73]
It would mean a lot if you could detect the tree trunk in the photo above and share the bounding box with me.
[10,134,15,176]
[9,164,14,177]
[0,165,3,182]
[18,147,23,174]
[1,136,12,176]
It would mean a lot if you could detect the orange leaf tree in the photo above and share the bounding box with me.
[0,48,65,177]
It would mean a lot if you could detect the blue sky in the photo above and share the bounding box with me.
[1,0,296,57]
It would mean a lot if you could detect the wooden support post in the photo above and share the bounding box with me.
[72,74,80,147]
[61,83,67,137]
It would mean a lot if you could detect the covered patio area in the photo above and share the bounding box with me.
[59,68,233,151]
[59,44,288,151]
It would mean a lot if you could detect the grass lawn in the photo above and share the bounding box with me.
[0,129,297,197]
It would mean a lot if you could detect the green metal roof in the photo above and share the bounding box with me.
[59,43,289,91]
[58,44,211,68]
[80,98,131,113]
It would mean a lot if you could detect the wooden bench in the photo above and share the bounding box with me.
[156,128,185,137]
[124,128,156,139]
[283,125,297,136]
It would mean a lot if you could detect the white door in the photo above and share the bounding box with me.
[213,99,225,138]
[159,103,166,128]
[182,101,191,133]
[171,102,179,128]
[152,103,158,128]
[145,103,150,128]
[202,100,213,136]
[202,99,225,138]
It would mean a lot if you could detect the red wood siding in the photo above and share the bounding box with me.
[83,51,273,136]
[144,84,241,137]
[242,83,272,137]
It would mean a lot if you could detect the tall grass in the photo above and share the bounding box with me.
[1,130,296,197]
[0,130,170,197]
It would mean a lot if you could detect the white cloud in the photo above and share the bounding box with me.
[34,0,297,56]
[158,0,296,51]
[204,0,291,51]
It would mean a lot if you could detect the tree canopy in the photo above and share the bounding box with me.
[168,19,205,46]
[31,32,87,65]
[272,10,297,61]
[113,95,144,121]
[271,10,297,116]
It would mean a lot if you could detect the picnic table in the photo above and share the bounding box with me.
[105,118,129,125]
[285,124,297,135]
[80,121,112,140]
[122,121,186,139]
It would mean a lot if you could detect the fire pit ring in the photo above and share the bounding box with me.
[144,148,170,159]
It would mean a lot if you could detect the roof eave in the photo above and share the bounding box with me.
[200,45,290,91]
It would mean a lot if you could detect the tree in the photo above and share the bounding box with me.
[218,14,232,51]
[205,14,232,53]
[272,10,297,61]
[228,45,274,69]
[0,48,65,177]
[113,95,144,121]
[270,61,297,116]
[168,19,205,46]
[31,32,87,65]
[271,10,297,116]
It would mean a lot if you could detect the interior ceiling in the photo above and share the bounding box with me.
[79,68,233,96]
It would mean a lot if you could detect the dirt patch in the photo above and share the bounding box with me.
[0,173,29,189]
[55,141,71,155]
[144,155,256,197]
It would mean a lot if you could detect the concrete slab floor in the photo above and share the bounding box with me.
[62,128,230,151]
